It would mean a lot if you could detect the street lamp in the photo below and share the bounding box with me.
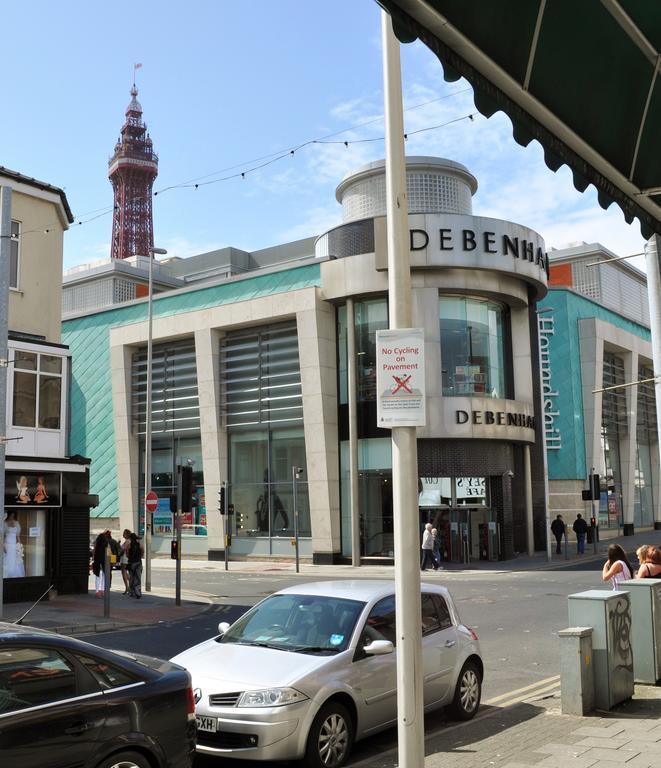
[144,246,167,593]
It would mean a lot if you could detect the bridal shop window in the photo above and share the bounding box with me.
[3,509,46,579]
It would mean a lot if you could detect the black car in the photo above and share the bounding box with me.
[0,623,196,768]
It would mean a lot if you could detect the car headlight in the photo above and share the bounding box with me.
[237,687,308,707]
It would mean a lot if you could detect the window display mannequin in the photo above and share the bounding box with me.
[15,476,30,504]
[4,511,26,578]
[34,476,48,504]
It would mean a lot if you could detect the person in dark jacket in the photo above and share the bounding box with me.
[127,532,144,599]
[92,530,112,597]
[573,513,588,555]
[550,515,566,555]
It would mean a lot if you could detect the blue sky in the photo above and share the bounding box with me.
[4,0,646,270]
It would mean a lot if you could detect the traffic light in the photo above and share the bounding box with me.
[228,504,235,516]
[236,509,244,530]
[180,465,193,514]
[590,473,600,500]
[219,486,226,515]
[169,494,177,514]
[170,539,179,559]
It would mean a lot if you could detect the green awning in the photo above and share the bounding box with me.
[378,0,661,240]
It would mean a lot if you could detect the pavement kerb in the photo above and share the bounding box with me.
[11,588,216,636]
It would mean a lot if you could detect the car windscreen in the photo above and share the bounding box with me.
[220,594,366,654]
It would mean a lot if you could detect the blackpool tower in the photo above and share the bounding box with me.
[108,85,158,260]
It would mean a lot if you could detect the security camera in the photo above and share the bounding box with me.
[504,469,514,478]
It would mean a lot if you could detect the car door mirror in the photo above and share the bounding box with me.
[363,639,394,655]
[217,622,231,635]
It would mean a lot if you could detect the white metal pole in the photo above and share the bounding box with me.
[382,13,425,768]
[0,187,11,618]
[645,234,661,530]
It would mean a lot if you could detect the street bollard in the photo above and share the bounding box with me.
[559,627,594,715]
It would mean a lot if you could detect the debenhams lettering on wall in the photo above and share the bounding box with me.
[374,213,548,290]
[372,212,546,445]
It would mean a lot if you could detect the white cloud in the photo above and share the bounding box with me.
[276,204,343,245]
[160,236,223,260]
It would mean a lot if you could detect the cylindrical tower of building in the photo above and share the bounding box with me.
[336,156,477,222]
[108,86,158,260]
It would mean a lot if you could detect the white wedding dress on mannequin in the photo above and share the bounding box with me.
[4,522,25,578]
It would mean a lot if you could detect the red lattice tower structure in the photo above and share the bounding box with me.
[108,85,158,260]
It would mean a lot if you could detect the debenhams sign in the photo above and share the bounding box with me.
[375,213,548,290]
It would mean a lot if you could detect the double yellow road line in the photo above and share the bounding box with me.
[485,675,561,709]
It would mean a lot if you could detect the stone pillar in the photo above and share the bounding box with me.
[346,298,360,565]
[579,319,604,496]
[194,327,226,555]
[523,444,534,556]
[297,295,340,561]
[620,351,638,535]
[111,343,141,535]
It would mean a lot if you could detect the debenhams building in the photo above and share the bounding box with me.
[63,156,549,564]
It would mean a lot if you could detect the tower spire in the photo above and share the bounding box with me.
[108,81,158,260]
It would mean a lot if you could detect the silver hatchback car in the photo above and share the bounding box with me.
[171,580,482,768]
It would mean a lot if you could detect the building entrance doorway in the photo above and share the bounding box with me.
[420,507,499,564]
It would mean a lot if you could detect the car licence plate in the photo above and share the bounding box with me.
[196,715,218,733]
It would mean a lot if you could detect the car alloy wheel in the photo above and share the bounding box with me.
[305,701,354,768]
[97,751,151,768]
[449,660,481,720]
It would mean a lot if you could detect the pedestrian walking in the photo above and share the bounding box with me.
[92,530,112,597]
[550,515,566,555]
[572,513,588,554]
[421,523,436,571]
[120,528,131,595]
[127,532,144,599]
[635,545,661,578]
[431,528,442,570]
[602,543,633,590]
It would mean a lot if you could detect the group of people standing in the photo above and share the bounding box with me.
[420,523,443,571]
[601,543,661,589]
[92,528,144,599]
[550,513,590,555]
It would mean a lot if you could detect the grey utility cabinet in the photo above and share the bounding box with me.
[568,590,634,710]
[622,579,661,684]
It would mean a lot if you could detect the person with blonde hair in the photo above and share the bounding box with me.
[635,545,661,579]
[421,523,435,571]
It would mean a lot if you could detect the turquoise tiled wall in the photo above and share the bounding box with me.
[539,289,650,481]
[62,263,322,519]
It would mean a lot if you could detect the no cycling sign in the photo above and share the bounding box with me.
[376,328,426,428]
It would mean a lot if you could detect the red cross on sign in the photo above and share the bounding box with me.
[392,375,412,394]
[145,491,158,513]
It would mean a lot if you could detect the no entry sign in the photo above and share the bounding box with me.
[145,491,158,513]
[376,328,426,428]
